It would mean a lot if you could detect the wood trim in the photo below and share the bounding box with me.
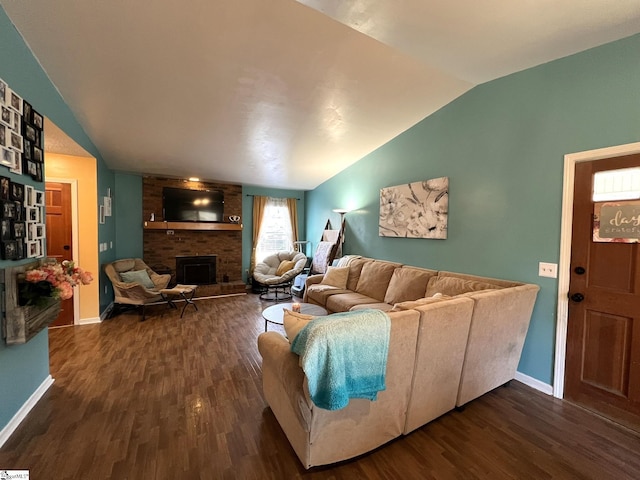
[143,221,242,231]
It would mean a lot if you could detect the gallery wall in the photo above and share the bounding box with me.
[306,33,640,386]
[0,6,114,433]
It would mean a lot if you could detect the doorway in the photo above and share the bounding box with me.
[555,141,640,429]
[45,179,79,326]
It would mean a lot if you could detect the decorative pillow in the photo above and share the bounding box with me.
[120,269,155,289]
[283,309,315,343]
[320,266,349,289]
[276,260,296,276]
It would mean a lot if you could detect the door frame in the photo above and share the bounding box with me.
[554,141,640,399]
[46,177,80,325]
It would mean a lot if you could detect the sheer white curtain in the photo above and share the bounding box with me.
[255,197,294,263]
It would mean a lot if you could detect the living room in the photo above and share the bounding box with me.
[1,2,640,477]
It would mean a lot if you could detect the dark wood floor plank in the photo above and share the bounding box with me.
[1,293,640,479]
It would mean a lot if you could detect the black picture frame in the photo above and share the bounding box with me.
[32,110,43,130]
[34,162,43,182]
[1,218,11,240]
[0,199,16,219]
[14,201,24,221]
[33,145,43,162]
[23,139,32,160]
[23,101,32,124]
[23,123,36,143]
[15,239,25,260]
[13,221,25,239]
[26,160,37,179]
[0,176,9,200]
[9,182,24,202]
[2,240,18,260]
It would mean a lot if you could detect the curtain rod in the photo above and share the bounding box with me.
[245,194,301,200]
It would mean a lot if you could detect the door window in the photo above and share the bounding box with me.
[593,167,640,201]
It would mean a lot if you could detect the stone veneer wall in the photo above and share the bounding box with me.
[142,177,245,295]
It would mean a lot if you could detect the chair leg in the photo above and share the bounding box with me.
[140,304,146,322]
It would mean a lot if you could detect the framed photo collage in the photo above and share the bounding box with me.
[0,78,46,260]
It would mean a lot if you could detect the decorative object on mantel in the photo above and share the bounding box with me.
[379,177,449,239]
[228,215,241,223]
[1,259,93,344]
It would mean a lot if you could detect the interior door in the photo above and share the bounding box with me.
[565,153,640,431]
[45,182,74,327]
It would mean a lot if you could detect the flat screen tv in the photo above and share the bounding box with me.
[162,187,224,222]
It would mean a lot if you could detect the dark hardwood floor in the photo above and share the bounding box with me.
[1,293,639,479]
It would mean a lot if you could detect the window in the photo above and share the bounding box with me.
[593,167,640,202]
[255,197,294,263]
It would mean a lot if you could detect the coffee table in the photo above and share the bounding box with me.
[262,302,327,331]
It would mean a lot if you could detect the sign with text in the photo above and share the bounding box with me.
[593,201,640,243]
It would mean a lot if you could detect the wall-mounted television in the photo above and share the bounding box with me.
[162,187,224,222]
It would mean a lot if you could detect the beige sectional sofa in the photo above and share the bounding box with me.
[257,256,539,469]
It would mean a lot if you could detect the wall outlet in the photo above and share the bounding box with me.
[167,230,174,235]
[538,262,558,278]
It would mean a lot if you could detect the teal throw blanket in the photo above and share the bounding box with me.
[291,309,391,411]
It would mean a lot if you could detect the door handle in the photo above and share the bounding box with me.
[570,293,584,302]
[63,245,70,250]
[574,266,585,275]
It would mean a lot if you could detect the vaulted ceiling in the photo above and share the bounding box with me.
[3,1,640,189]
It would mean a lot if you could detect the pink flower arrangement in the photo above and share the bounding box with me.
[21,260,93,305]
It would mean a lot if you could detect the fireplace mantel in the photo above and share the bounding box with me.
[144,221,242,231]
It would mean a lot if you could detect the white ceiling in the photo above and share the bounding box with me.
[2,0,640,190]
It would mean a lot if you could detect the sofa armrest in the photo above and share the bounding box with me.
[305,274,324,287]
[302,274,324,302]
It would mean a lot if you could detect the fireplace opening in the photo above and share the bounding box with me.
[176,255,217,285]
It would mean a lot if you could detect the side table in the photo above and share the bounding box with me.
[160,284,198,318]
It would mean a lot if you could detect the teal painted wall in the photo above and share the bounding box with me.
[114,173,143,260]
[0,7,115,431]
[306,33,640,386]
[242,186,307,282]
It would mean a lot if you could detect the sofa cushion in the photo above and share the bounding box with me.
[326,292,381,313]
[355,261,400,301]
[306,284,350,306]
[120,269,155,289]
[320,266,349,289]
[283,309,315,343]
[384,267,438,305]
[425,276,501,297]
[276,260,296,276]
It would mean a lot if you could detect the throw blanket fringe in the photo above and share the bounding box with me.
[291,309,391,410]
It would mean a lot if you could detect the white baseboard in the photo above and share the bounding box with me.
[515,371,553,395]
[78,316,101,325]
[0,375,54,448]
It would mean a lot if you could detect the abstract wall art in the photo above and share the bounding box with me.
[379,177,448,239]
